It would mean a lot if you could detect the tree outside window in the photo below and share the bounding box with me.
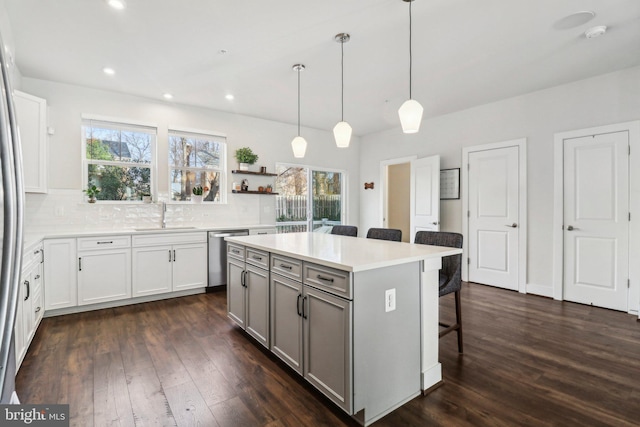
[168,130,226,202]
[83,120,155,201]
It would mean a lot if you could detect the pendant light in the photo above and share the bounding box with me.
[398,0,424,134]
[291,64,307,158]
[333,33,352,148]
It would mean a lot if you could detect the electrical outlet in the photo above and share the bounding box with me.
[385,288,396,312]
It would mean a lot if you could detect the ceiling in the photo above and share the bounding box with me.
[3,0,640,137]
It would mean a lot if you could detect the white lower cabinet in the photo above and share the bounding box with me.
[16,242,45,370]
[132,232,207,296]
[76,236,132,305]
[44,238,77,310]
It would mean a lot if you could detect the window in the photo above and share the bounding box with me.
[275,164,346,233]
[168,129,226,202]
[82,118,155,201]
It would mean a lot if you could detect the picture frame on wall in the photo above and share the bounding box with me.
[440,168,460,200]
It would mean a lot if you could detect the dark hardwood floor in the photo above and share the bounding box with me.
[16,283,640,426]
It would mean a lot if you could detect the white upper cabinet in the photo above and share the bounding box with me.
[14,90,47,193]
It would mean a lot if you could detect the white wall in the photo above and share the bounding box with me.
[21,78,360,232]
[360,65,640,294]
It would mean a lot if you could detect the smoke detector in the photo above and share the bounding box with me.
[585,25,607,39]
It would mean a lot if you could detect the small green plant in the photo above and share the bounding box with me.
[235,147,259,165]
[84,184,100,199]
[192,186,204,196]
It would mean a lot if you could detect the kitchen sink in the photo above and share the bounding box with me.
[134,226,197,231]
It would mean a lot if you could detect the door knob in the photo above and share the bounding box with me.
[505,223,518,228]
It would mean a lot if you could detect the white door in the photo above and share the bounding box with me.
[132,245,173,296]
[468,146,519,290]
[563,132,629,311]
[172,243,208,291]
[409,155,440,243]
[78,249,132,305]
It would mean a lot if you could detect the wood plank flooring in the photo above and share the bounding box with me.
[16,283,640,426]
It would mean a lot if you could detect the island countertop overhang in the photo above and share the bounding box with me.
[225,232,462,273]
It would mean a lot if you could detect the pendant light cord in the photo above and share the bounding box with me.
[409,0,413,100]
[341,37,345,121]
[297,68,301,136]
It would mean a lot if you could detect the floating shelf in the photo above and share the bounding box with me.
[231,170,277,176]
[232,190,278,195]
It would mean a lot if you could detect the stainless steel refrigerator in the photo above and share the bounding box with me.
[0,28,25,404]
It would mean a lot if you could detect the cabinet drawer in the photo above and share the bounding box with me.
[303,263,351,300]
[249,227,277,235]
[227,243,245,261]
[78,235,131,251]
[271,254,302,281]
[246,248,269,269]
[132,232,206,247]
[22,243,43,267]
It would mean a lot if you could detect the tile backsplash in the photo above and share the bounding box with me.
[25,190,273,234]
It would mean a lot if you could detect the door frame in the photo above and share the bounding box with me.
[552,120,640,315]
[379,156,417,228]
[462,138,528,293]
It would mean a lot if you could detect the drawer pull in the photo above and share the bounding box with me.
[35,307,41,313]
[279,264,293,270]
[34,274,40,280]
[231,249,240,254]
[316,275,334,283]
[252,255,263,261]
[97,241,114,245]
[33,250,40,255]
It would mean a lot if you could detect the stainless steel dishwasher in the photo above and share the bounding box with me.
[208,230,249,290]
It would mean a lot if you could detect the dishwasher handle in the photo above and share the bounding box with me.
[210,231,249,238]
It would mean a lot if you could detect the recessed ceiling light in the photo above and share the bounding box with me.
[225,94,234,100]
[106,0,126,10]
[102,67,115,75]
[585,25,607,39]
[553,11,596,30]
[163,93,173,100]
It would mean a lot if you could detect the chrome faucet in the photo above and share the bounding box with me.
[161,201,167,228]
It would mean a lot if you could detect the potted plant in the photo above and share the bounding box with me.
[265,184,273,193]
[192,186,205,203]
[235,147,259,171]
[84,184,100,203]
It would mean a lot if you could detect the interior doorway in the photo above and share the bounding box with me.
[553,121,640,315]
[462,138,527,293]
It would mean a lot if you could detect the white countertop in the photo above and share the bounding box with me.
[226,232,462,272]
[22,224,275,251]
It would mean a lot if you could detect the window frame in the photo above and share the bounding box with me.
[81,115,158,203]
[167,126,227,203]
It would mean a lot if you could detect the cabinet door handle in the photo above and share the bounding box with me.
[279,264,293,270]
[169,250,172,262]
[316,274,334,283]
[173,250,176,262]
[34,306,41,313]
[24,280,30,301]
[296,294,302,316]
[302,296,308,319]
[40,248,44,263]
[78,257,82,271]
[252,255,262,261]
[241,270,246,287]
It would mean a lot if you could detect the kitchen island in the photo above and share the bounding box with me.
[225,232,462,426]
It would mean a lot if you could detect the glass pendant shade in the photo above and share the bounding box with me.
[333,121,352,148]
[291,136,307,158]
[398,99,424,134]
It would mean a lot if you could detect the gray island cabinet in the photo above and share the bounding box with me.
[225,232,462,426]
